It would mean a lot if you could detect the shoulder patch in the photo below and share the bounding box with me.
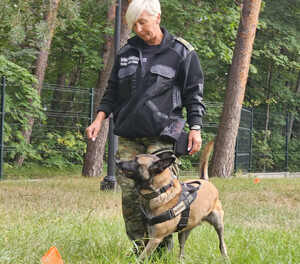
[175,37,195,52]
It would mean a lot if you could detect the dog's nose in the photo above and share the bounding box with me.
[115,159,122,167]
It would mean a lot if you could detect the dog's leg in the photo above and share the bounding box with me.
[178,229,192,260]
[139,238,162,261]
[204,200,228,259]
[156,234,174,253]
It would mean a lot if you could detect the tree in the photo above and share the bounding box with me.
[82,0,131,177]
[14,0,60,166]
[243,0,300,171]
[160,0,241,102]
[1,0,298,171]
[209,0,262,178]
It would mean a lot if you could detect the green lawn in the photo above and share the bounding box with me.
[0,175,299,263]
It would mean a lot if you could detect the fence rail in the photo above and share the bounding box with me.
[0,78,299,179]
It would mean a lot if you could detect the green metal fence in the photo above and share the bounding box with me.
[0,80,94,179]
[0,77,299,179]
[0,77,5,179]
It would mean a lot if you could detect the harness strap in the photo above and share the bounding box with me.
[142,174,176,200]
[142,179,174,199]
[175,181,200,231]
[176,205,190,232]
[140,181,201,228]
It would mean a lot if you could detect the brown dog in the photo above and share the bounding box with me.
[116,149,228,261]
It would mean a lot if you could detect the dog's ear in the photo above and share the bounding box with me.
[154,150,174,160]
[149,156,176,174]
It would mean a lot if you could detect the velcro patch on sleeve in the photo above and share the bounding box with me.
[175,37,195,51]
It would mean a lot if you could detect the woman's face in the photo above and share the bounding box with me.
[132,10,162,45]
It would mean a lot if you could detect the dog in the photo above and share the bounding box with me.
[116,147,228,261]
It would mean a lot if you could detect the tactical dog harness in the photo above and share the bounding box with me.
[139,178,201,232]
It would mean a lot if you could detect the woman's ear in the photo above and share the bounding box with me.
[156,13,161,24]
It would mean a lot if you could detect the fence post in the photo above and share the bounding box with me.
[234,130,238,174]
[89,87,94,125]
[249,107,254,172]
[0,76,5,180]
[285,112,289,172]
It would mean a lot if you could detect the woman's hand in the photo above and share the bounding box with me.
[86,111,106,140]
[188,130,202,155]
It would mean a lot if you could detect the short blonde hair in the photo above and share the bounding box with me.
[126,0,161,29]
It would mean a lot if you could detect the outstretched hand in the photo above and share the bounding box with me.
[86,111,106,140]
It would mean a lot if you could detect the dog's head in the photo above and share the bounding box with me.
[116,151,175,188]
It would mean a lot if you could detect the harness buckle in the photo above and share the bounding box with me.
[168,209,175,218]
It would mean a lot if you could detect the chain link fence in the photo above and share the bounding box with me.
[1,80,300,179]
[0,80,94,178]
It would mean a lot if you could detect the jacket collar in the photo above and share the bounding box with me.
[127,28,174,52]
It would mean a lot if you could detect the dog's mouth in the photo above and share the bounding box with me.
[120,169,134,177]
[118,167,137,179]
[116,159,138,179]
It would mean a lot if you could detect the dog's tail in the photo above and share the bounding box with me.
[199,139,215,180]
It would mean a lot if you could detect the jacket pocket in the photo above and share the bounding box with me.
[148,64,176,96]
[118,65,137,101]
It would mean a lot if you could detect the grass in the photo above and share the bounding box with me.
[0,173,299,263]
[2,163,84,180]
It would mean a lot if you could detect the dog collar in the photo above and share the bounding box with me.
[141,174,176,200]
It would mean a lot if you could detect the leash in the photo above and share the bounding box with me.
[139,181,201,231]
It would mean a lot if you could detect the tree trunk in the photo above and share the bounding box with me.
[209,0,262,178]
[94,3,116,111]
[15,0,60,166]
[33,0,61,95]
[82,0,131,177]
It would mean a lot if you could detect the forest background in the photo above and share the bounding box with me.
[0,0,299,177]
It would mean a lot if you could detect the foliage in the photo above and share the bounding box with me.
[34,130,87,169]
[288,138,300,172]
[0,0,110,168]
[0,55,87,168]
[0,0,299,172]
[160,0,241,102]
[0,55,35,82]
[246,0,300,113]
[46,0,113,87]
[252,130,275,172]
[0,55,46,160]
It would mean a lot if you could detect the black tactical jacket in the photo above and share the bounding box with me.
[98,28,205,138]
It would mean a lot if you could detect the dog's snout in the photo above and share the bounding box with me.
[115,159,123,168]
[115,159,138,179]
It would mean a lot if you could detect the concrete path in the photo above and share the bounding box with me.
[241,172,300,178]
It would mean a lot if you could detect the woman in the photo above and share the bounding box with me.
[86,0,205,254]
